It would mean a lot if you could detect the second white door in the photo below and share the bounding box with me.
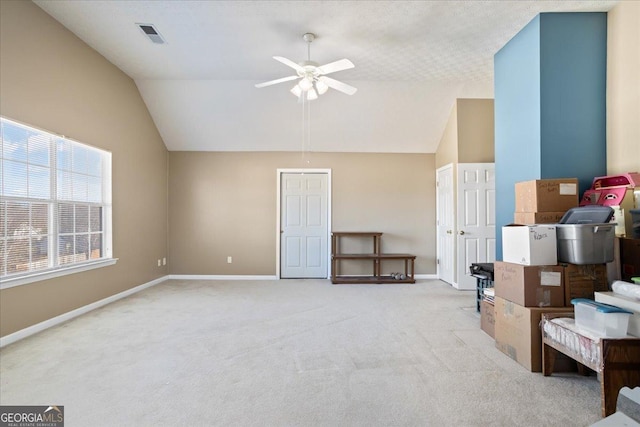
[281,173,328,278]
[456,163,496,290]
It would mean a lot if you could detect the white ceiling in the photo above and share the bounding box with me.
[34,0,618,153]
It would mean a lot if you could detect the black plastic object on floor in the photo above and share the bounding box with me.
[470,263,494,312]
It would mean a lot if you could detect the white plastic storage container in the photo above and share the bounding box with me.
[555,223,615,264]
[571,298,633,338]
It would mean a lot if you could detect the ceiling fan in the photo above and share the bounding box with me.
[255,33,357,101]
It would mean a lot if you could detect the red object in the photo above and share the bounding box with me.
[580,187,628,206]
[591,172,640,189]
[581,172,639,206]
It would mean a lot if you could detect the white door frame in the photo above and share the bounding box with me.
[276,168,332,279]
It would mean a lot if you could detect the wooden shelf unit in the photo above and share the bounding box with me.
[331,232,416,284]
[542,313,640,417]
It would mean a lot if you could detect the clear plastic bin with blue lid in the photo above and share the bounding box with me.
[571,298,633,338]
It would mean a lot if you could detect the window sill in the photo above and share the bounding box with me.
[0,258,119,290]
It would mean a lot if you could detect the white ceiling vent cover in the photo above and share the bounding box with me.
[136,23,165,44]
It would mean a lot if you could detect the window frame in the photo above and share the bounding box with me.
[0,117,116,289]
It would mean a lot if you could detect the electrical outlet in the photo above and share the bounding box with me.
[227,256,232,264]
[157,259,161,267]
[162,257,166,266]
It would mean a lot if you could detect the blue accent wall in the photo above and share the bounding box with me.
[540,13,607,192]
[494,15,542,260]
[494,13,607,260]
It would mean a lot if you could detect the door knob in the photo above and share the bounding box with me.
[459,230,465,235]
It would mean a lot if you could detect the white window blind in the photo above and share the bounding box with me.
[0,117,112,284]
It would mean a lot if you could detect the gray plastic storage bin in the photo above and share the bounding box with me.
[558,206,614,224]
[556,223,616,264]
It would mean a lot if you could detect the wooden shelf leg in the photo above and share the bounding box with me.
[577,363,589,376]
[601,370,621,418]
[331,258,336,283]
[542,343,556,376]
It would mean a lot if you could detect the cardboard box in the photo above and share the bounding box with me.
[561,263,608,305]
[480,299,495,339]
[494,262,564,307]
[513,211,566,224]
[502,224,557,266]
[494,296,574,372]
[515,178,579,213]
[620,237,640,281]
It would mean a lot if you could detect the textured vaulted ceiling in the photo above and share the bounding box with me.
[34,0,618,153]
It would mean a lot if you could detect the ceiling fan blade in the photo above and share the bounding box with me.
[317,59,355,75]
[318,76,357,95]
[255,75,299,88]
[273,56,305,73]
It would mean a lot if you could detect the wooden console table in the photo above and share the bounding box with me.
[542,313,640,417]
[331,232,416,284]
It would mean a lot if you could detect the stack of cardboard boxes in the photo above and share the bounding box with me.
[493,178,609,372]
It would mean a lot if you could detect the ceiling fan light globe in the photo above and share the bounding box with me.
[316,80,329,95]
[299,78,313,92]
[307,88,318,101]
[290,84,302,97]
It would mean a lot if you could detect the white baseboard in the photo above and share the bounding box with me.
[0,275,169,348]
[167,275,278,281]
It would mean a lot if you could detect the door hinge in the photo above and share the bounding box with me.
[436,258,440,265]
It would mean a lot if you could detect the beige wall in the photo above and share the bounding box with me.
[435,102,459,169]
[0,1,168,336]
[435,98,495,168]
[607,1,640,175]
[457,99,495,163]
[169,152,436,275]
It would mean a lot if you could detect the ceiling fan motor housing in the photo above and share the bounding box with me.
[297,63,320,82]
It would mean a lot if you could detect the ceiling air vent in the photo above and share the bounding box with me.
[136,23,165,44]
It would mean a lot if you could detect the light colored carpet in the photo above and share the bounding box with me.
[0,279,602,426]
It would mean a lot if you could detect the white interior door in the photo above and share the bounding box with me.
[436,165,455,285]
[456,163,495,290]
[281,173,328,278]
